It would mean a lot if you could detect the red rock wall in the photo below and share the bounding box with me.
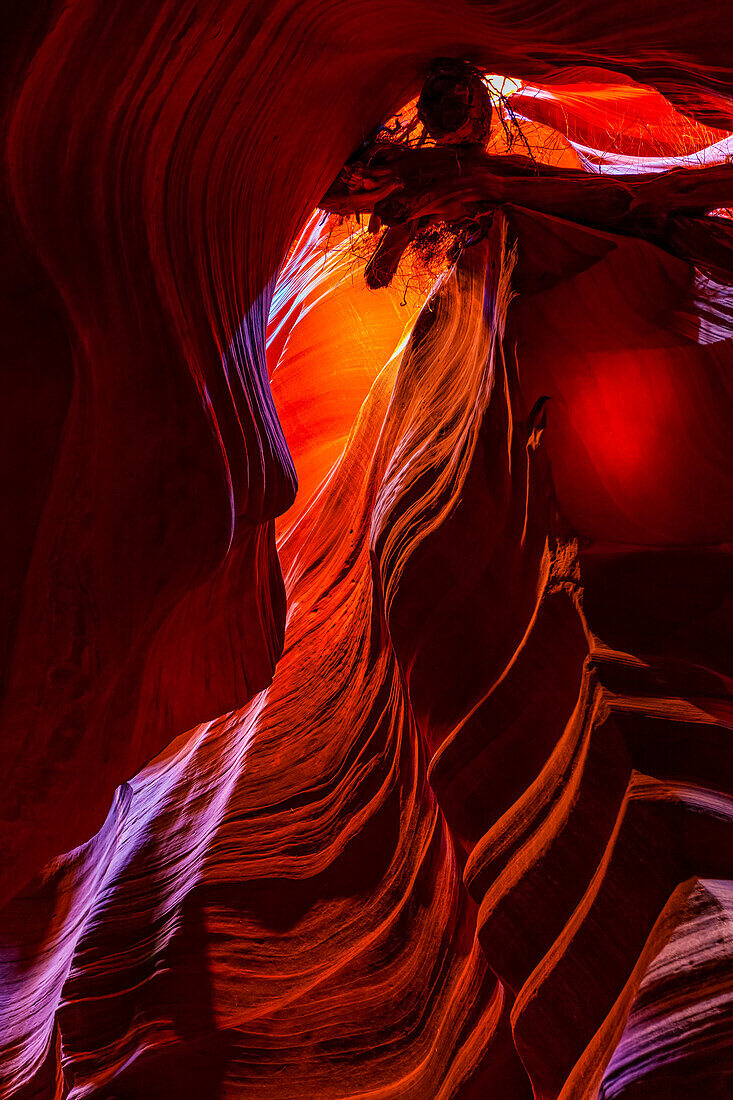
[1,2,733,1096]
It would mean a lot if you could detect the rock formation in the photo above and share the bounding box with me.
[1,2,733,1096]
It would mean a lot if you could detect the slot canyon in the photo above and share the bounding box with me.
[1,2,733,1096]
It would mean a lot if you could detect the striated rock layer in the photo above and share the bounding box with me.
[2,1,733,1097]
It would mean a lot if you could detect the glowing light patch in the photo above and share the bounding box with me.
[483,74,523,100]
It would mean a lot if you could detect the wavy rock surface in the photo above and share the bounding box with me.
[2,2,733,1097]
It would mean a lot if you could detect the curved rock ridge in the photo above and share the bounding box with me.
[2,3,733,1096]
[2,230,527,1100]
[375,231,733,1097]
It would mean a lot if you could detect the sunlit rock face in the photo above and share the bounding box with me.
[2,2,733,1096]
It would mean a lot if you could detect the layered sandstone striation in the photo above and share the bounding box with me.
[1,2,733,1096]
